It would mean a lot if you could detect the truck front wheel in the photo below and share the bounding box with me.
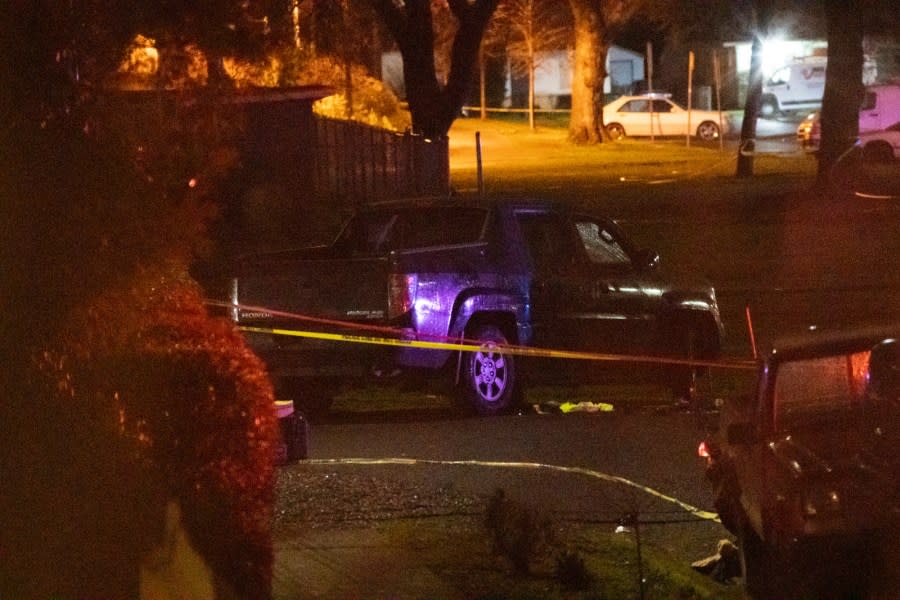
[460,324,517,416]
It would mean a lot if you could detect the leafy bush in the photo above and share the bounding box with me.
[226,49,411,132]
[484,488,556,575]
[1,124,278,598]
[555,550,594,590]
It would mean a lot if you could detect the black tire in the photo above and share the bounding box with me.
[460,324,517,416]
[670,326,702,408]
[760,95,779,118]
[606,123,626,140]
[738,519,774,599]
[696,121,721,141]
[276,378,335,421]
[739,520,813,599]
[711,468,741,534]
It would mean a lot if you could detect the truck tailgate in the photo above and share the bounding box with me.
[236,256,391,325]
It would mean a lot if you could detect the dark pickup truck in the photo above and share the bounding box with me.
[702,327,899,598]
[230,197,724,415]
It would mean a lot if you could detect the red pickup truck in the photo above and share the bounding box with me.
[702,327,899,598]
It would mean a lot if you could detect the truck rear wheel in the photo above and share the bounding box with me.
[460,324,517,416]
[738,519,773,598]
[670,325,705,410]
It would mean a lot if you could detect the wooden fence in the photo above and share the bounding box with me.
[314,116,449,204]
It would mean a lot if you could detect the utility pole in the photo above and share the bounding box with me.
[647,41,654,142]
[687,50,694,147]
[343,0,353,119]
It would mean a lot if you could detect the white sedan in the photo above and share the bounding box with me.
[602,94,731,141]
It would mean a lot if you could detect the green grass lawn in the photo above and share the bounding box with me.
[448,116,818,202]
[382,515,748,600]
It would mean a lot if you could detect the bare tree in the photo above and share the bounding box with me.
[816,0,865,182]
[566,0,652,144]
[486,0,572,129]
[371,0,500,139]
[735,0,775,178]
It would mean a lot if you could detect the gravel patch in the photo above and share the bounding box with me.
[274,465,486,528]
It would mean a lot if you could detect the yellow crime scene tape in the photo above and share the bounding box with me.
[237,324,758,371]
[206,298,756,369]
[304,457,721,522]
[230,300,728,522]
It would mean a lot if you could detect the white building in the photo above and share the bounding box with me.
[381,45,645,110]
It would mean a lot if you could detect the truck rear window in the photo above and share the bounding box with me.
[774,351,871,430]
[334,207,488,255]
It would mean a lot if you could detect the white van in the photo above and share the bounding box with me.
[761,56,878,118]
[859,84,900,132]
[761,57,827,117]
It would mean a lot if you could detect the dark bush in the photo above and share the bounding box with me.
[484,488,555,575]
[1,121,278,598]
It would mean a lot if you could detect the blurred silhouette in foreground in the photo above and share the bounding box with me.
[1,104,278,600]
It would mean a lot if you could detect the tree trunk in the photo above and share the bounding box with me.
[568,1,608,144]
[817,0,864,184]
[528,40,535,130]
[373,0,498,140]
[735,33,763,178]
[735,0,775,178]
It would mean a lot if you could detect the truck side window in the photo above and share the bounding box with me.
[516,212,576,273]
[334,213,397,256]
[575,220,631,266]
[399,207,488,248]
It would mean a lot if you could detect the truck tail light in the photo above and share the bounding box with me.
[388,273,417,319]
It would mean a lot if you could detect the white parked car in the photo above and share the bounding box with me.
[603,93,731,141]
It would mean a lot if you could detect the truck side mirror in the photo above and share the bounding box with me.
[726,422,758,445]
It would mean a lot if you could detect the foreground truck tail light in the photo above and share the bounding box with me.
[388,273,418,319]
[698,440,711,459]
